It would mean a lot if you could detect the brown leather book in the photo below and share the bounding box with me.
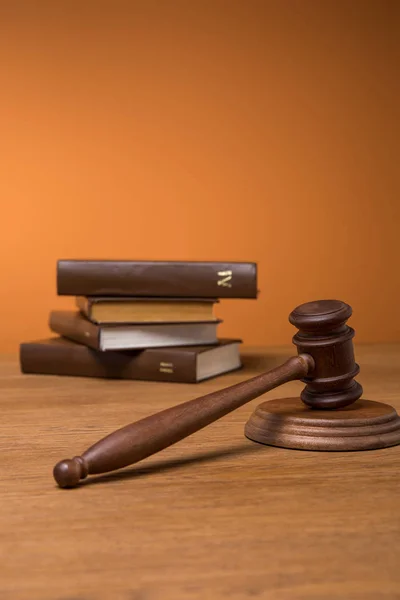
[49,310,221,351]
[57,260,258,298]
[76,296,219,324]
[20,337,242,383]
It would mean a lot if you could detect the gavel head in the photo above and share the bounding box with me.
[289,300,363,409]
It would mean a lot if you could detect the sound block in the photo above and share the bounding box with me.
[244,398,400,451]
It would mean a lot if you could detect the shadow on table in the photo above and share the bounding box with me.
[79,441,265,488]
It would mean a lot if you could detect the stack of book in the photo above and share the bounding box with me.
[20,259,258,383]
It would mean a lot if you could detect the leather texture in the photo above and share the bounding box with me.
[48,311,222,351]
[20,337,242,383]
[57,260,258,298]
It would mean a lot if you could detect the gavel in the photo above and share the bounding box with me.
[54,299,366,488]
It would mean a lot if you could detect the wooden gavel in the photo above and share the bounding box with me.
[54,299,363,488]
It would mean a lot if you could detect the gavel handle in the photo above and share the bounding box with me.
[53,353,314,488]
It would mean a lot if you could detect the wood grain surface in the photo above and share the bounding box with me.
[1,344,400,600]
[245,397,400,451]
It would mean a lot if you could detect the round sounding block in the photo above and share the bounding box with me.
[244,397,400,451]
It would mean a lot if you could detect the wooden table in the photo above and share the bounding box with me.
[1,344,399,599]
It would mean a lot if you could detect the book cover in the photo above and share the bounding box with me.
[49,311,221,351]
[20,337,242,383]
[57,259,258,298]
[76,296,219,324]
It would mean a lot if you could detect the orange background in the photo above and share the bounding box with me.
[1,0,399,353]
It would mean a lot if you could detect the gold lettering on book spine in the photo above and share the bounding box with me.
[217,270,233,287]
[159,362,174,373]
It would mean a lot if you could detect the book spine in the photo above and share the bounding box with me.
[75,296,92,319]
[57,261,257,298]
[49,312,100,350]
[19,341,198,383]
